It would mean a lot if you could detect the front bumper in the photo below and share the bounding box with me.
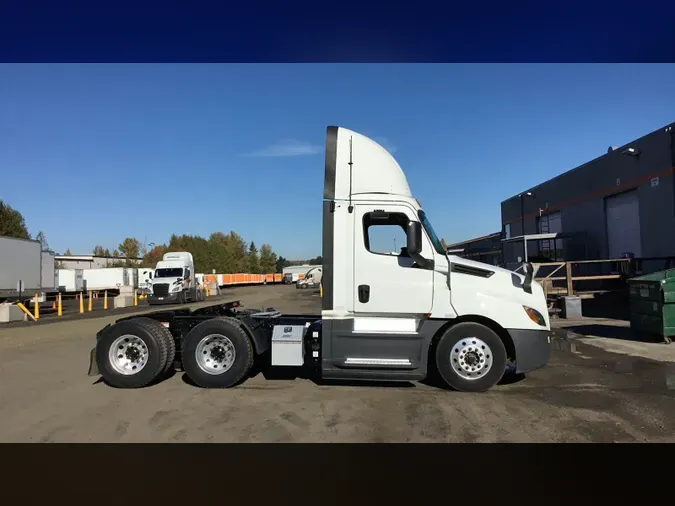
[507,328,551,374]
[147,293,180,305]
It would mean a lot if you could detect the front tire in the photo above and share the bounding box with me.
[435,322,507,392]
[96,317,172,388]
[181,318,254,388]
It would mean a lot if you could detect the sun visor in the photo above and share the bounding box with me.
[323,126,412,201]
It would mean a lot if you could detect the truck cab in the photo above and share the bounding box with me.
[318,126,550,389]
[137,268,154,295]
[147,252,201,305]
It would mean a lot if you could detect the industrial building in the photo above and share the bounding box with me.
[55,254,143,270]
[445,232,503,266]
[501,122,675,271]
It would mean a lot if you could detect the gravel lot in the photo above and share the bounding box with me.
[1,284,674,442]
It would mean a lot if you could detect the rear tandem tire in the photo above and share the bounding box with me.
[96,317,173,388]
[435,322,507,393]
[181,317,254,388]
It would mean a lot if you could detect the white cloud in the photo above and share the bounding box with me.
[373,136,398,154]
[244,139,322,157]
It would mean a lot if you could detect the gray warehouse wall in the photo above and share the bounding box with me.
[501,123,675,264]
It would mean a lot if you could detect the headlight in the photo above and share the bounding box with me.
[172,285,181,292]
[523,306,546,326]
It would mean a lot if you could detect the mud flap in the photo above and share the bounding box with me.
[87,347,99,376]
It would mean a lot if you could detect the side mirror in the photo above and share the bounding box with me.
[406,221,423,256]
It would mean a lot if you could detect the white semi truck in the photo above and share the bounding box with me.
[296,266,322,289]
[88,126,551,393]
[147,252,201,305]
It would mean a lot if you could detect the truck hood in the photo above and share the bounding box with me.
[439,255,550,330]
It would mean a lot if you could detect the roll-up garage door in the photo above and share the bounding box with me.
[605,189,642,258]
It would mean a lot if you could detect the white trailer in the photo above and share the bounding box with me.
[282,264,314,283]
[0,236,53,301]
[82,267,137,292]
[57,269,84,292]
[41,250,57,292]
[89,125,551,393]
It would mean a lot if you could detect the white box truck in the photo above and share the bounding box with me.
[147,252,201,305]
[88,126,551,393]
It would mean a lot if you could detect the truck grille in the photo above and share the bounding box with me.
[154,284,170,297]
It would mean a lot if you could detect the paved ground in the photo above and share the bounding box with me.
[1,284,674,443]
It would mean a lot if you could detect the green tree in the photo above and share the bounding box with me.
[309,255,323,265]
[64,248,72,255]
[260,244,278,273]
[0,200,30,239]
[118,237,141,260]
[247,241,260,274]
[93,245,106,256]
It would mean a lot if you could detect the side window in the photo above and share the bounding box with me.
[185,268,190,279]
[363,211,410,256]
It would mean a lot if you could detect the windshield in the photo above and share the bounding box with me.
[418,210,446,255]
[155,268,184,278]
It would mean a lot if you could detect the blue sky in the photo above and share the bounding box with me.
[1,64,674,259]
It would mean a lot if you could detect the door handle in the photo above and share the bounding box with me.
[358,284,370,303]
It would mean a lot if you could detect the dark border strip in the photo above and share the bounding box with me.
[324,126,338,200]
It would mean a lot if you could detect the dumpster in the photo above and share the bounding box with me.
[627,268,675,344]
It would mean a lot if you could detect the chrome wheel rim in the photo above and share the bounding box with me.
[196,334,236,375]
[109,335,149,375]
[450,337,493,381]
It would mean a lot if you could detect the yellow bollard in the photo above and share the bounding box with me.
[133,290,138,306]
[104,290,108,310]
[16,302,37,321]
[79,292,84,313]
[57,293,62,316]
[88,291,93,312]
[34,293,40,320]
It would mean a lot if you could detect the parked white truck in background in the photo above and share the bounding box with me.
[89,125,551,393]
[296,266,322,289]
[148,252,201,305]
[137,268,154,295]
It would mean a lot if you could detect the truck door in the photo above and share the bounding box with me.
[353,204,434,315]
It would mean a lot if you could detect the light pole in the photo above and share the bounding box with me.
[518,191,535,261]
